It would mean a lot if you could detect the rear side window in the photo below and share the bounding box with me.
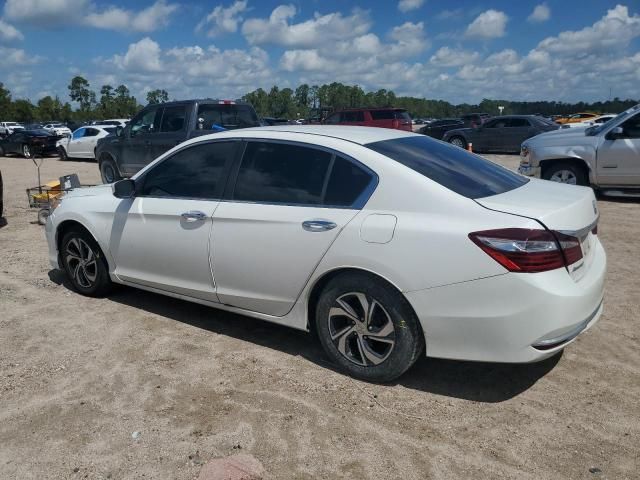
[324,156,373,207]
[394,110,411,121]
[197,104,260,130]
[160,105,187,132]
[370,110,395,120]
[508,118,530,127]
[365,136,528,199]
[140,142,236,199]
[233,142,331,205]
[343,111,365,122]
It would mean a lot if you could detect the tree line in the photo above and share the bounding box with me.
[0,76,637,124]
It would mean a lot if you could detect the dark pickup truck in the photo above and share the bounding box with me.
[96,99,261,183]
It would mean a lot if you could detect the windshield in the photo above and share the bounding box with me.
[103,127,116,133]
[586,104,640,136]
[366,136,528,199]
[197,104,260,130]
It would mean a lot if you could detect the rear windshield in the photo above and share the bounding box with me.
[365,136,528,199]
[197,104,260,130]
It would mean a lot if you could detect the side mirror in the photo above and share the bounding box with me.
[112,179,135,198]
[116,126,123,137]
[606,126,624,140]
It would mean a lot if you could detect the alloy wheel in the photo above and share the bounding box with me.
[549,169,577,185]
[23,144,31,158]
[450,137,465,148]
[65,238,98,288]
[327,292,396,367]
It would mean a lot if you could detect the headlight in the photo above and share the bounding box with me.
[520,145,530,160]
[50,194,65,211]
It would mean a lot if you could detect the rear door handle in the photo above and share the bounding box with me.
[302,219,337,232]
[181,210,207,222]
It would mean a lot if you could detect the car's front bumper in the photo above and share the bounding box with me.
[405,239,606,363]
[44,213,60,269]
[518,164,541,177]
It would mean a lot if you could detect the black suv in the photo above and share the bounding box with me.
[96,99,260,183]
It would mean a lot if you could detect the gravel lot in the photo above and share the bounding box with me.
[0,152,638,480]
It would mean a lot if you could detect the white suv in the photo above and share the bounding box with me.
[0,122,24,137]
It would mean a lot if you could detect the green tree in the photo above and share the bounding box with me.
[13,99,36,123]
[99,85,115,117]
[68,76,94,112]
[0,83,13,120]
[146,88,169,104]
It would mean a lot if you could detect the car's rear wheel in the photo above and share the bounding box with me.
[60,229,112,297]
[543,162,588,186]
[99,156,121,184]
[449,136,466,149]
[22,144,31,158]
[315,272,424,382]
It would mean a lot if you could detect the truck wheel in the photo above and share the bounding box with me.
[99,156,122,184]
[58,147,68,161]
[543,162,588,186]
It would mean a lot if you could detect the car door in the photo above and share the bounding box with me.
[475,119,504,151]
[65,128,84,156]
[150,104,189,160]
[3,132,20,153]
[596,112,640,185]
[110,140,239,300]
[74,127,99,157]
[211,140,376,317]
[505,118,536,152]
[120,106,162,175]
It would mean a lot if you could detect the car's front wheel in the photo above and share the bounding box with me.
[99,155,122,184]
[22,144,31,158]
[448,136,467,149]
[543,162,588,186]
[315,272,424,382]
[60,228,112,297]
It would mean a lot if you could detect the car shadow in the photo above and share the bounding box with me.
[0,217,6,228]
[48,269,560,402]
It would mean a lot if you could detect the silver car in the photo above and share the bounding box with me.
[519,104,640,196]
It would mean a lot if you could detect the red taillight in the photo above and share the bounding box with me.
[469,228,583,273]
[218,100,235,104]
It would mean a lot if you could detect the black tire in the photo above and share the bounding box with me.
[315,272,424,382]
[60,228,112,297]
[0,169,3,218]
[22,144,31,158]
[99,155,122,184]
[0,145,4,156]
[58,146,69,161]
[37,208,50,225]
[448,136,467,149]
[542,162,588,186]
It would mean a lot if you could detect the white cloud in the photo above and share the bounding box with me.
[85,1,178,32]
[536,5,640,55]
[527,3,550,23]
[4,0,89,26]
[0,18,23,41]
[5,0,176,31]
[465,9,508,39]
[435,9,463,20]
[398,0,424,13]
[111,37,163,73]
[0,46,40,65]
[196,1,248,37]
[242,5,371,48]
[101,39,273,100]
[430,47,479,67]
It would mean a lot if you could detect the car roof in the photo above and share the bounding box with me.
[145,99,251,107]
[194,125,416,145]
[335,107,407,112]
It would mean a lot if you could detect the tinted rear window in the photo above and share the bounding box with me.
[197,104,260,130]
[365,136,528,199]
[370,110,395,120]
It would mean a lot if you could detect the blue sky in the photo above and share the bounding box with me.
[0,0,639,105]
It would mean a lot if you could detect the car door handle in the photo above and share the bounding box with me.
[302,219,337,232]
[181,211,207,222]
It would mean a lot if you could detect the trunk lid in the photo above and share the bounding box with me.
[475,178,599,280]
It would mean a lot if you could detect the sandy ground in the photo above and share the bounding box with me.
[0,152,639,480]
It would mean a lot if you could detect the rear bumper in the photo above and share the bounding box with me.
[405,239,606,363]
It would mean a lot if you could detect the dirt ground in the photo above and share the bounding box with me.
[0,153,638,480]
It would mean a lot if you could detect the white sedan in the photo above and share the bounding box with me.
[57,125,116,160]
[44,126,606,381]
[43,123,72,137]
